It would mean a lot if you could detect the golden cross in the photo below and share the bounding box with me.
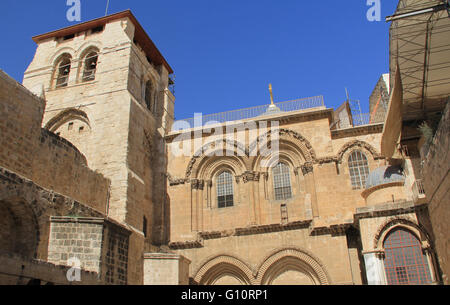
[269,83,274,105]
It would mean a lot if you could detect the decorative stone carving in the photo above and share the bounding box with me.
[191,179,205,190]
[242,171,260,183]
[301,162,314,175]
[167,174,187,186]
[336,140,383,163]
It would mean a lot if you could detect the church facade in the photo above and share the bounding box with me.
[0,3,447,285]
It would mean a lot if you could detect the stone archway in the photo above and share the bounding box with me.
[194,255,255,285]
[256,249,330,285]
[0,199,39,258]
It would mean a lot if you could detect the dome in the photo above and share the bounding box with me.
[365,165,405,189]
[260,104,283,117]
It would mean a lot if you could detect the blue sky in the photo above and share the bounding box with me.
[0,0,397,120]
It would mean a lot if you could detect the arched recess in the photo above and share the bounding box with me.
[374,218,438,285]
[45,108,91,133]
[44,108,92,159]
[251,129,316,172]
[0,199,40,259]
[186,139,250,179]
[194,255,255,285]
[51,52,73,89]
[336,140,382,164]
[77,46,100,83]
[373,218,433,251]
[256,248,330,285]
[49,47,76,67]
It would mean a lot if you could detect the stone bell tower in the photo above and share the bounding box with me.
[22,10,175,283]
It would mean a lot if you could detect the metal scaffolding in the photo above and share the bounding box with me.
[388,0,450,122]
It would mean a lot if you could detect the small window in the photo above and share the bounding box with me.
[55,55,72,88]
[82,51,98,82]
[348,150,370,189]
[63,34,75,41]
[272,162,292,201]
[143,216,148,238]
[68,122,74,130]
[91,26,104,34]
[217,171,234,208]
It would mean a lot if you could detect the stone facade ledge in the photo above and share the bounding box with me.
[50,216,106,224]
[354,201,427,219]
[361,181,406,199]
[235,220,312,236]
[49,216,132,236]
[0,254,103,285]
[331,123,384,139]
[143,253,191,264]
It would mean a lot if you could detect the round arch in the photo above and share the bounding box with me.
[336,140,382,164]
[256,248,330,285]
[194,255,255,285]
[44,108,91,133]
[186,139,250,179]
[251,129,315,172]
[49,48,76,67]
[0,199,40,258]
[374,218,433,250]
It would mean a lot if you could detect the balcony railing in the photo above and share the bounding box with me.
[332,112,386,130]
[175,95,325,130]
[412,179,426,203]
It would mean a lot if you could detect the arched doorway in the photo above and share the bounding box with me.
[383,228,433,285]
[0,200,39,258]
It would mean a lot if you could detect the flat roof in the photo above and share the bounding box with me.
[32,10,173,74]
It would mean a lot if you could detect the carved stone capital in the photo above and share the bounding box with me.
[167,174,187,186]
[242,171,260,183]
[191,179,205,190]
[375,250,386,259]
[301,162,314,175]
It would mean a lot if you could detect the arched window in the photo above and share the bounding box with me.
[348,150,370,190]
[144,80,154,112]
[54,55,72,88]
[273,162,292,200]
[217,171,234,208]
[383,228,433,285]
[82,51,98,82]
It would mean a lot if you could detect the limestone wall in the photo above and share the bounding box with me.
[422,101,450,284]
[166,110,386,242]
[0,253,102,285]
[0,70,45,178]
[174,229,353,285]
[0,70,110,214]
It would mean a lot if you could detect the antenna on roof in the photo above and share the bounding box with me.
[105,0,110,16]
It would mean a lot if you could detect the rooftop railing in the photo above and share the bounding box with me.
[174,95,325,130]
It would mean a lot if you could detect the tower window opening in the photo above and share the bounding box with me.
[55,56,72,88]
[82,52,99,82]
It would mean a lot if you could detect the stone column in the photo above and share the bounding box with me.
[190,179,204,232]
[363,252,387,285]
[143,253,191,285]
[243,171,260,225]
[301,162,319,218]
